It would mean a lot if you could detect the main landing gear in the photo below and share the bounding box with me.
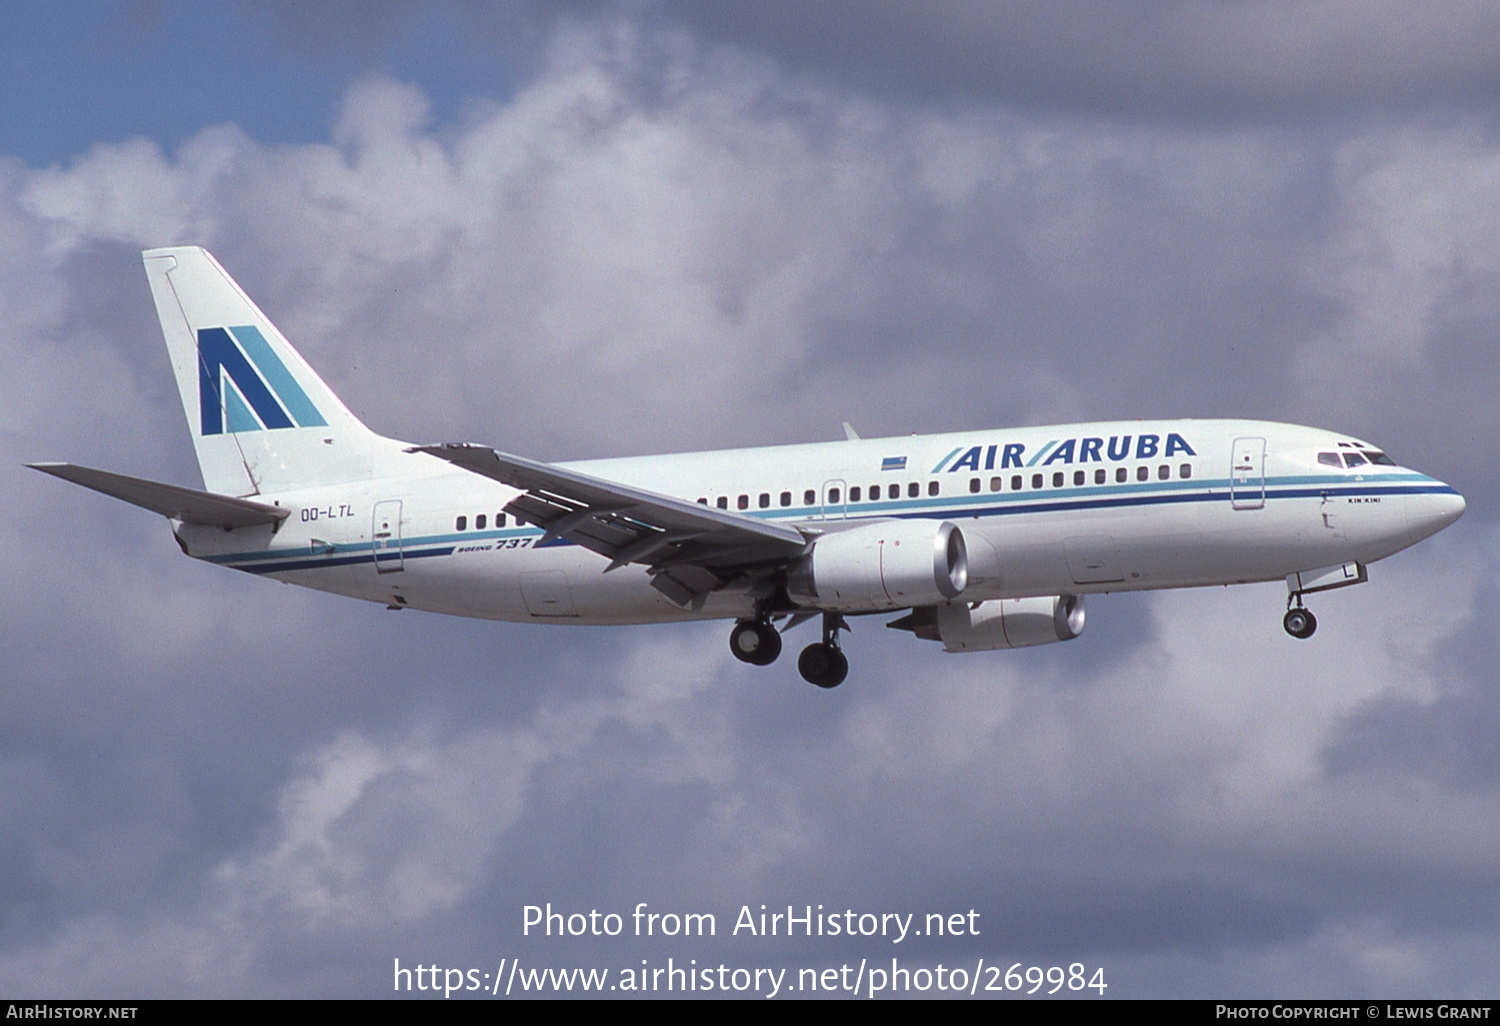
[729,618,782,666]
[797,613,849,689]
[727,612,849,688]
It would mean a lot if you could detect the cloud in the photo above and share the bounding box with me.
[655,0,1500,123]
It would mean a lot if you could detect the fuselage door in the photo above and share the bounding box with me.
[372,499,405,573]
[1230,437,1266,511]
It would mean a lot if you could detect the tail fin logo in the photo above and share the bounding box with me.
[198,326,327,435]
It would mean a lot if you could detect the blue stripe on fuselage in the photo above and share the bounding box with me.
[203,475,1453,575]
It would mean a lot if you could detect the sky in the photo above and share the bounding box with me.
[2,0,1499,1000]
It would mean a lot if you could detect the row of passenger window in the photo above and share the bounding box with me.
[969,463,1193,493]
[455,512,509,531]
[693,463,1196,513]
[453,461,1199,532]
[696,480,943,511]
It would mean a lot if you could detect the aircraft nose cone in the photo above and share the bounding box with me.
[1407,487,1465,545]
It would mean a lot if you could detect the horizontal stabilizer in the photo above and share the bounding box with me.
[28,463,289,529]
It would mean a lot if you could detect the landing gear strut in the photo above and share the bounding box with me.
[729,618,782,666]
[1282,563,1370,638]
[798,613,849,688]
[1283,598,1317,639]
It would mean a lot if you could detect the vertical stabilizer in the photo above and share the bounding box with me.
[143,247,387,496]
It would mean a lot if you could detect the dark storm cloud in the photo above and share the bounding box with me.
[247,1,1500,123]
[655,0,1500,124]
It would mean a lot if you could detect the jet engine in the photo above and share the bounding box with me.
[788,520,968,611]
[889,595,1085,652]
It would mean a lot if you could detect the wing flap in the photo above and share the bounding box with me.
[410,443,810,600]
[28,463,289,529]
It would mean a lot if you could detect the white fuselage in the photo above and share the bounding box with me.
[175,418,1464,626]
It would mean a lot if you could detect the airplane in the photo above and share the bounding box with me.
[30,247,1466,688]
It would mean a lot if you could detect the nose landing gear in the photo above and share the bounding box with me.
[1282,562,1367,639]
[1283,600,1317,639]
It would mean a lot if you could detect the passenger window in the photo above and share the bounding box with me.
[908,482,920,498]
[780,491,791,507]
[456,516,467,531]
[498,513,507,526]
[1136,466,1148,482]
[476,514,487,530]
[1031,474,1043,489]
[990,477,1002,492]
[1158,465,1169,480]
[850,486,862,502]
[869,485,881,500]
[1011,475,1022,491]
[758,493,770,508]
[804,490,816,506]
[737,495,749,510]
[1073,470,1085,486]
[1116,467,1127,483]
[1094,469,1105,485]
[1179,464,1191,479]
[717,496,728,509]
[928,481,939,496]
[970,478,981,494]
[697,497,707,505]
[1052,472,1064,488]
[828,488,841,504]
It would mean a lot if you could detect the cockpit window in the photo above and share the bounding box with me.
[1320,449,1393,469]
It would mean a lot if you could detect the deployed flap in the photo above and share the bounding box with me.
[28,463,289,529]
[410,443,809,601]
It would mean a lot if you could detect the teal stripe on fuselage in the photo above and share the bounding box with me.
[205,473,1451,575]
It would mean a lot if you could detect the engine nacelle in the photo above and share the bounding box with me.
[926,595,1085,652]
[788,520,968,611]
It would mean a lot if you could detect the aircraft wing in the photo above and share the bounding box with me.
[410,443,811,605]
[28,462,290,529]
